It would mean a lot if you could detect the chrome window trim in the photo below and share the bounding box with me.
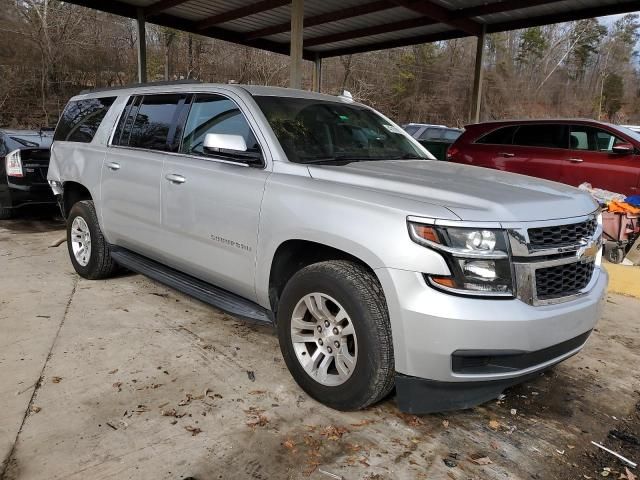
[106,90,270,171]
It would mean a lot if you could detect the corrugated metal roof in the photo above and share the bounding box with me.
[63,0,640,58]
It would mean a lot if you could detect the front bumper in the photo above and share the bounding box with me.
[376,266,608,413]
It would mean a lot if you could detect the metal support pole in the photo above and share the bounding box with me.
[312,55,322,92]
[137,8,148,84]
[470,23,486,123]
[289,0,304,89]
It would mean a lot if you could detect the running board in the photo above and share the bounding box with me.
[111,247,274,326]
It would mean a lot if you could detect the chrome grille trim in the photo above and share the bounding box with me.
[505,212,602,306]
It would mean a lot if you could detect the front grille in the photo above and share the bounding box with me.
[535,261,595,300]
[528,219,597,249]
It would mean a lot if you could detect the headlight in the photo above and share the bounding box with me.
[408,222,514,297]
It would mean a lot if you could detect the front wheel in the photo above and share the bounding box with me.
[67,200,118,279]
[277,260,394,411]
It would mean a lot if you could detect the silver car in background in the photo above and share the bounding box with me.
[48,83,607,413]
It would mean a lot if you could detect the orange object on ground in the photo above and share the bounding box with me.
[608,201,640,214]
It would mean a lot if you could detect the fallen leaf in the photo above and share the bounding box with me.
[51,376,62,384]
[246,414,269,428]
[185,425,202,436]
[442,420,450,428]
[471,456,492,465]
[178,393,194,406]
[625,467,637,480]
[282,439,296,452]
[112,382,122,392]
[108,369,118,374]
[248,390,266,395]
[489,420,500,430]
[510,409,517,416]
[320,425,349,440]
[30,405,41,413]
[247,371,256,382]
[350,419,375,427]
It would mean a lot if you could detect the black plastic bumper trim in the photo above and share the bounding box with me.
[451,330,592,375]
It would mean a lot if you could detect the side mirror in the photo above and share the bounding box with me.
[612,142,634,155]
[203,133,262,165]
[204,133,247,153]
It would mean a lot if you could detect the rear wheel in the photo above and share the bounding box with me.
[277,260,394,411]
[67,200,118,279]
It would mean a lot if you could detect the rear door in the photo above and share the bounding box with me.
[567,124,640,195]
[102,93,189,257]
[159,92,271,301]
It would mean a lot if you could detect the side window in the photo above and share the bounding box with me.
[569,126,626,153]
[476,126,517,145]
[595,129,625,152]
[419,128,443,141]
[513,124,567,149]
[0,135,6,156]
[53,97,116,143]
[569,126,590,150]
[129,94,188,152]
[181,94,259,156]
[112,96,138,146]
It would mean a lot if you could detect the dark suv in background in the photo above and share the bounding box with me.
[403,124,463,160]
[0,128,56,219]
[448,119,640,196]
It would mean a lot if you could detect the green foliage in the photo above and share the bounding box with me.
[610,14,640,64]
[516,27,548,66]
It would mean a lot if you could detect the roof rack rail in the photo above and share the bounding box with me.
[79,79,203,95]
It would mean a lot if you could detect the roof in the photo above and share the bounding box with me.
[62,0,640,59]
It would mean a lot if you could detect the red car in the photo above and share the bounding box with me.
[447,119,640,196]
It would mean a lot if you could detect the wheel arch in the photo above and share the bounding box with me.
[62,181,93,218]
[265,238,382,316]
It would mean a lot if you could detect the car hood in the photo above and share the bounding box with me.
[307,160,598,222]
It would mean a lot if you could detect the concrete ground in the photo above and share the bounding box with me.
[1,216,639,480]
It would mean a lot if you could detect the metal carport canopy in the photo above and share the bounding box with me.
[62,0,640,120]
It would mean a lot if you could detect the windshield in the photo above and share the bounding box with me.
[253,96,430,164]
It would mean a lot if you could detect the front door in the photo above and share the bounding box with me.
[567,124,640,196]
[160,92,271,301]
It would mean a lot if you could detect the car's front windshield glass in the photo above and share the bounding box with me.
[253,96,430,164]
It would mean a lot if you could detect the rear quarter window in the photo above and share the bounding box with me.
[54,97,116,143]
[476,125,517,145]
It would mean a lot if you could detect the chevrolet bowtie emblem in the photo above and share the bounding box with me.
[576,238,599,260]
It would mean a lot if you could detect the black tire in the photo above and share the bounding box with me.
[277,260,395,411]
[67,200,118,279]
[0,207,13,220]
[606,246,624,264]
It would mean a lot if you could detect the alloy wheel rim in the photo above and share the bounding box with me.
[71,216,91,267]
[290,292,358,387]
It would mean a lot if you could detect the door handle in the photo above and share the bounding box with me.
[569,158,584,163]
[499,152,515,158]
[106,162,120,171]
[165,173,186,184]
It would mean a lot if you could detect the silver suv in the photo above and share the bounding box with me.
[48,83,607,413]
